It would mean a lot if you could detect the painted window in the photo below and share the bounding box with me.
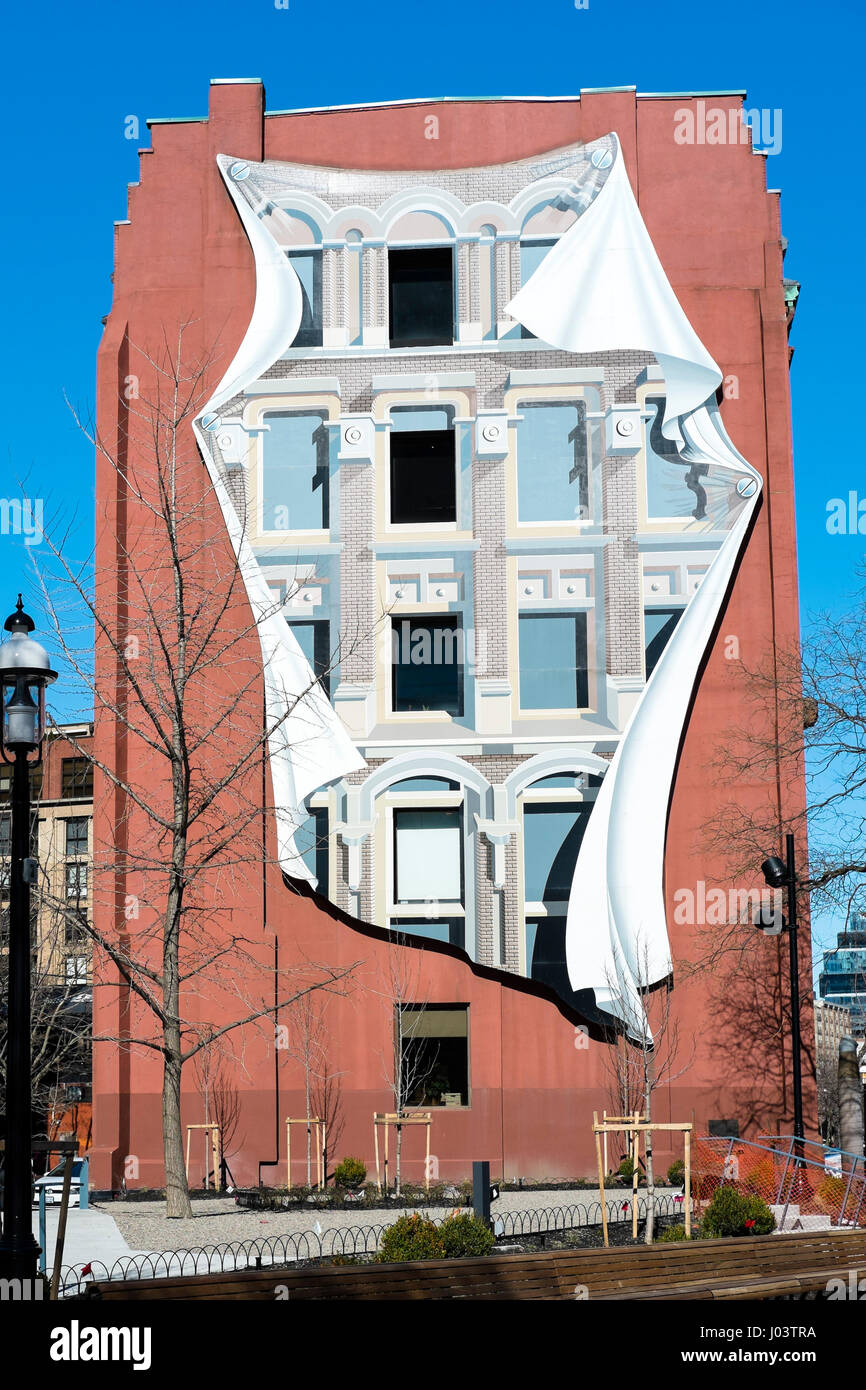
[388,247,454,348]
[287,620,331,697]
[519,240,555,339]
[391,917,465,949]
[287,250,323,347]
[525,917,573,997]
[297,806,328,887]
[392,616,463,715]
[644,396,690,518]
[516,400,588,522]
[262,411,329,532]
[399,1005,469,1107]
[390,776,459,792]
[65,816,88,856]
[644,607,683,678]
[393,807,463,905]
[390,429,456,525]
[61,758,92,799]
[523,803,590,905]
[518,613,588,710]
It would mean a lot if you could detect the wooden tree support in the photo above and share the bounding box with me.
[185,1123,222,1192]
[373,1112,432,1193]
[285,1117,326,1191]
[592,1112,693,1246]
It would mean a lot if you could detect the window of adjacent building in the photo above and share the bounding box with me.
[644,396,690,519]
[518,613,589,710]
[287,620,331,698]
[296,806,329,888]
[61,758,93,800]
[66,863,88,899]
[392,615,463,716]
[519,240,555,339]
[1,765,43,802]
[389,428,456,526]
[388,247,454,348]
[287,249,323,348]
[0,813,9,861]
[262,410,329,533]
[393,807,463,906]
[644,607,683,679]
[65,816,89,856]
[516,400,588,522]
[65,955,87,983]
[399,1004,469,1107]
[65,910,88,945]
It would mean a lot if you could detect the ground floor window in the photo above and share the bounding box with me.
[399,1004,469,1107]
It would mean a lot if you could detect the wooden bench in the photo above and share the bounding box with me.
[79,1228,866,1301]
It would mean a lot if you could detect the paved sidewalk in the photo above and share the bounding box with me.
[33,1204,147,1273]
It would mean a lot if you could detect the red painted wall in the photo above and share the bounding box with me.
[90,83,812,1191]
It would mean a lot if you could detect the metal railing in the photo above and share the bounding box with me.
[693,1134,866,1229]
[55,1192,680,1296]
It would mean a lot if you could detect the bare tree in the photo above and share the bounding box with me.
[33,325,365,1216]
[601,938,695,1242]
[282,992,345,1187]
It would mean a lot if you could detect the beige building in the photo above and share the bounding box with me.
[814,999,853,1064]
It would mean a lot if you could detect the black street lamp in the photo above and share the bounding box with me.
[0,597,57,1280]
[760,832,805,1144]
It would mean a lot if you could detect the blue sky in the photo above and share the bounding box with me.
[0,0,861,962]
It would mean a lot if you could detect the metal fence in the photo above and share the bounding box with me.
[56,1193,680,1296]
[693,1134,866,1229]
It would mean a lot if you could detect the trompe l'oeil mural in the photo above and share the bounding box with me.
[192,132,761,1041]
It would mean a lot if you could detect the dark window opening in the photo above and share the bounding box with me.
[390,429,456,525]
[392,615,463,715]
[61,758,93,800]
[399,1004,469,1107]
[388,247,454,348]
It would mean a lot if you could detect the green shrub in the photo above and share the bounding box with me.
[701,1185,776,1238]
[617,1156,635,1183]
[438,1212,495,1258]
[667,1159,685,1187]
[657,1223,687,1242]
[378,1214,445,1262]
[334,1156,367,1189]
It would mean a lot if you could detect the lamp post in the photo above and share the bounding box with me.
[760,833,805,1144]
[0,596,57,1280]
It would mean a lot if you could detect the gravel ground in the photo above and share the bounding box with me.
[104,1187,651,1253]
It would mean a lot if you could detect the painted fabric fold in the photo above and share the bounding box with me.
[192,155,364,886]
[507,134,762,1039]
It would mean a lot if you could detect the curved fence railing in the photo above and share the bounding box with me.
[56,1193,681,1297]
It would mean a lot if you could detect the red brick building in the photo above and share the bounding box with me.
[89,81,811,1192]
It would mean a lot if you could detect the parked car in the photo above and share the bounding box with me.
[33,1159,85,1207]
